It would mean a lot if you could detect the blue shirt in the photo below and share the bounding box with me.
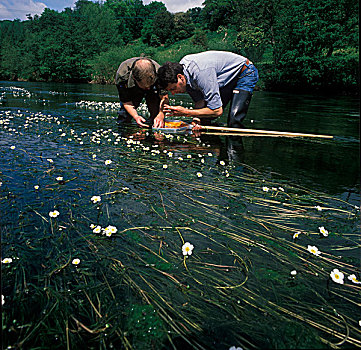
[180,51,248,110]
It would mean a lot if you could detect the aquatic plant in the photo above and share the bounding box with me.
[1,86,360,349]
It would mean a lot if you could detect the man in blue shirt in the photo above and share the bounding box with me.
[157,51,259,127]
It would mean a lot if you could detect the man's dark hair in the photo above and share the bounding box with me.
[157,62,184,89]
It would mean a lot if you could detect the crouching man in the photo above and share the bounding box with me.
[157,50,258,127]
[115,57,168,128]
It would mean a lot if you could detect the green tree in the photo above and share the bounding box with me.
[173,12,194,42]
[141,5,174,46]
[234,23,266,62]
[187,7,203,28]
[104,0,145,43]
[266,0,359,91]
[73,0,121,57]
[201,0,234,31]
[201,0,254,31]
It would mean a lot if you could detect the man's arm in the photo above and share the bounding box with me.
[117,83,149,127]
[123,102,149,127]
[152,94,169,128]
[163,104,223,118]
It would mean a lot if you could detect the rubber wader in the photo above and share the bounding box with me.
[227,89,253,128]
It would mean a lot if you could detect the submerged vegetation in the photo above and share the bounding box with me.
[1,84,360,349]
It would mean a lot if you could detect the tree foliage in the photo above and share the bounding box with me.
[0,0,358,92]
[258,0,359,91]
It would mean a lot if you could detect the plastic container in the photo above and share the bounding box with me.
[152,120,192,134]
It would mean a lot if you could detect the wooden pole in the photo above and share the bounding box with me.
[201,132,303,137]
[199,125,333,139]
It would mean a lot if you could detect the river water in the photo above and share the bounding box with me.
[1,80,359,204]
[1,80,360,349]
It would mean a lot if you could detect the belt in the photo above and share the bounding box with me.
[240,59,250,74]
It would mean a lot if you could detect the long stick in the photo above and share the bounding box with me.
[199,125,333,139]
[201,132,306,138]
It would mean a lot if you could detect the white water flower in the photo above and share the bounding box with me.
[49,210,60,218]
[163,164,168,169]
[187,154,192,159]
[262,186,269,192]
[290,270,297,276]
[2,258,13,264]
[293,231,301,239]
[182,242,194,256]
[208,152,212,156]
[330,269,344,284]
[348,274,361,284]
[219,160,225,166]
[315,205,322,211]
[319,226,329,237]
[278,187,285,191]
[10,145,15,149]
[104,225,117,237]
[93,225,102,234]
[34,185,39,190]
[91,195,101,203]
[72,258,81,265]
[307,245,321,256]
[2,295,4,305]
[196,172,203,178]
[47,158,54,163]
[56,176,63,181]
[105,159,112,165]
[90,224,96,229]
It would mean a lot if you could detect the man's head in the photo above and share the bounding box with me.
[157,62,187,95]
[132,59,156,90]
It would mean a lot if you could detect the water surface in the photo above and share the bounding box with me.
[1,81,360,350]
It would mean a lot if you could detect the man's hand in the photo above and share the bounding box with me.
[153,114,165,128]
[160,95,168,112]
[164,104,190,117]
[191,117,203,135]
[134,115,149,128]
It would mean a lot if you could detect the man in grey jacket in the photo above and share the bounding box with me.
[157,51,258,127]
[115,57,168,128]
